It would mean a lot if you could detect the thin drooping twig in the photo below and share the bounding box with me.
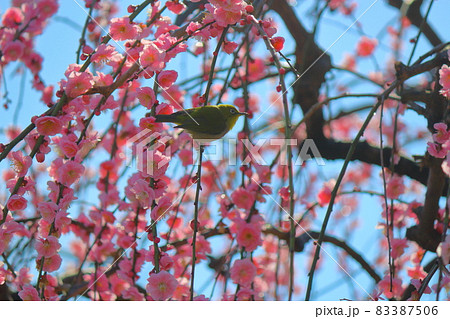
[150,79,161,274]
[1,253,17,278]
[436,185,450,300]
[378,96,395,291]
[406,0,435,66]
[166,163,196,244]
[387,101,403,282]
[304,47,449,300]
[62,224,107,300]
[1,0,153,165]
[190,145,204,301]
[165,224,382,286]
[36,184,63,298]
[13,67,27,125]
[203,27,229,105]
[4,0,151,143]
[240,36,251,188]
[412,41,450,66]
[188,24,229,300]
[250,17,296,300]
[304,79,400,300]
[418,260,439,298]
[387,0,442,47]
[0,1,156,226]
[75,0,95,64]
[63,107,129,297]
[0,107,52,162]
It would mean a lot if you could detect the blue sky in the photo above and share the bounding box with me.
[0,0,448,300]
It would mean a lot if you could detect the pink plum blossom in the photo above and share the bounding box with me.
[427,142,447,158]
[178,149,194,166]
[328,0,346,10]
[231,187,255,210]
[7,194,27,211]
[230,258,257,287]
[391,238,408,259]
[39,254,62,272]
[411,279,431,294]
[35,116,63,136]
[109,17,140,41]
[378,276,403,299]
[125,178,155,209]
[14,267,33,290]
[356,36,377,57]
[10,151,32,177]
[2,7,24,28]
[91,44,118,63]
[36,0,59,19]
[18,285,40,301]
[206,0,246,27]
[139,42,166,72]
[136,86,156,109]
[146,271,178,300]
[166,1,186,14]
[386,175,405,200]
[64,71,94,98]
[138,116,164,131]
[151,196,172,220]
[234,216,263,252]
[437,236,450,265]
[270,37,285,52]
[279,186,290,202]
[223,41,238,54]
[57,160,85,186]
[157,70,178,89]
[317,179,335,206]
[56,135,79,158]
[236,288,255,300]
[35,236,61,258]
[432,123,450,144]
[38,201,58,223]
[439,65,450,90]
[2,40,24,62]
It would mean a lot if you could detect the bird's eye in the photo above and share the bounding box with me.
[230,109,236,114]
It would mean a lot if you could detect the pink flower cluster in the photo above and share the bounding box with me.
[205,0,247,27]
[62,64,95,99]
[427,123,450,175]
[230,258,257,287]
[146,270,178,300]
[356,36,378,57]
[439,61,450,98]
[3,0,446,303]
[328,0,357,15]
[0,1,58,104]
[232,215,264,252]
[0,0,287,302]
[437,236,450,265]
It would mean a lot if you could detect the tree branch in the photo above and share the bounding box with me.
[387,0,442,47]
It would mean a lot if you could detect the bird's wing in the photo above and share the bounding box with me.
[174,107,226,135]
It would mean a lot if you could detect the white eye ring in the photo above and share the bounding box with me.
[230,109,236,114]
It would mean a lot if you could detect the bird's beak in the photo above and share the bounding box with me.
[238,112,248,116]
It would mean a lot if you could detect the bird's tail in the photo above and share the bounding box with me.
[155,114,176,123]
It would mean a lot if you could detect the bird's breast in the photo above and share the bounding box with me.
[188,128,228,141]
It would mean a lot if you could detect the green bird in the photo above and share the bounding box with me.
[155,104,247,140]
